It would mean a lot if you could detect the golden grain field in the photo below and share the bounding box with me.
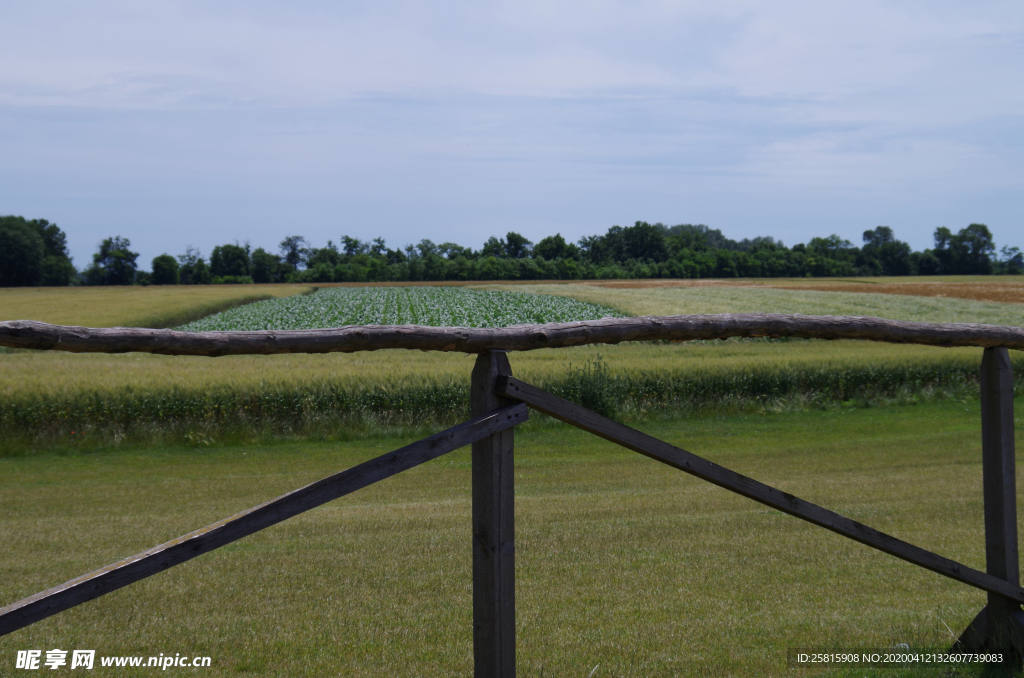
[0,340,991,400]
[0,284,314,328]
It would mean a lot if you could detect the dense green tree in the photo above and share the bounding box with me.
[285,220,1020,283]
[953,223,995,274]
[177,247,211,285]
[665,223,734,250]
[860,226,911,276]
[40,254,77,286]
[151,254,179,285]
[10,218,1016,287]
[437,242,471,259]
[0,216,76,286]
[415,239,439,258]
[279,235,308,271]
[0,216,44,286]
[933,224,995,274]
[997,246,1023,274]
[665,225,709,252]
[210,243,251,279]
[34,219,77,285]
[477,233,533,259]
[806,234,855,258]
[799,235,858,277]
[481,236,504,258]
[911,250,942,275]
[503,232,533,259]
[579,222,668,263]
[589,225,624,262]
[534,233,576,260]
[84,236,139,285]
[385,247,407,265]
[306,241,342,270]
[251,247,284,283]
[735,236,783,252]
[622,221,668,262]
[339,235,366,257]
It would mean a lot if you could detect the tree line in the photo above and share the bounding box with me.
[1,214,1021,287]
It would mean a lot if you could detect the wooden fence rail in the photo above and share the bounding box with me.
[1,315,1022,676]
[3,313,1024,354]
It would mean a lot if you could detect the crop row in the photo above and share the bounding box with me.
[4,354,1018,454]
[179,287,625,331]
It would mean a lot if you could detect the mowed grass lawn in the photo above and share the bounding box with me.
[1,399,1013,677]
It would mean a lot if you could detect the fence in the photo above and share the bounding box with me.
[2,314,1023,676]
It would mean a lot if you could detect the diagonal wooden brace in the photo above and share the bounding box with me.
[0,403,528,637]
[495,375,1024,604]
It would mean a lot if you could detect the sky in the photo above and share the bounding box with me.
[2,1,1022,269]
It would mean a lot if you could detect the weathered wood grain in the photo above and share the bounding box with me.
[957,348,1024,658]
[1,314,1022,355]
[495,376,1024,604]
[981,347,1020,589]
[471,352,516,677]
[0,403,529,637]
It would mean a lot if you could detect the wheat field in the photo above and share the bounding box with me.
[0,284,313,328]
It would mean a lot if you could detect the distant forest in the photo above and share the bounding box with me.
[1,215,1022,287]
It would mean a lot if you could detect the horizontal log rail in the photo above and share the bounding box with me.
[0,403,528,637]
[1,314,1023,355]
[495,376,1024,604]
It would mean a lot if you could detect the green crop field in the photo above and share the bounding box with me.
[179,286,624,331]
[0,399,1009,676]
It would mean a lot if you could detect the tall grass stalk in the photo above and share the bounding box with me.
[3,354,1019,455]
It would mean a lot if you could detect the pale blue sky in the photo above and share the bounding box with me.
[2,1,1022,268]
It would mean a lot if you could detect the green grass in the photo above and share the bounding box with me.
[1,400,1015,676]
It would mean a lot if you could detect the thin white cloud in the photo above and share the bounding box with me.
[0,0,1021,263]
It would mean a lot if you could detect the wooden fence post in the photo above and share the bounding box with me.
[956,347,1024,665]
[471,351,516,677]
